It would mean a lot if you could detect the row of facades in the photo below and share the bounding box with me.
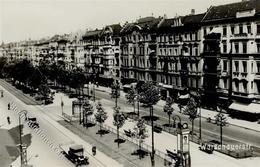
[1,0,260,114]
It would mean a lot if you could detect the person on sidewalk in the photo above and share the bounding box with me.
[7,116,11,124]
[92,146,96,156]
[8,103,10,110]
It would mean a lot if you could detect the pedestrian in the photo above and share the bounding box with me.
[7,116,11,124]
[92,146,96,156]
[8,103,10,110]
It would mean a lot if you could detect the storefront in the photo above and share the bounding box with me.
[228,102,260,121]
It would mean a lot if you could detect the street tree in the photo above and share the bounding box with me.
[111,81,120,108]
[95,102,108,136]
[82,100,94,128]
[38,84,51,104]
[215,107,228,146]
[184,97,199,141]
[139,81,160,166]
[0,57,7,78]
[125,86,139,116]
[113,106,126,147]
[133,118,149,159]
[163,97,174,126]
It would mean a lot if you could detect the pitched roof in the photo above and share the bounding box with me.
[82,29,102,40]
[120,16,162,34]
[182,13,205,25]
[158,13,204,32]
[100,24,122,36]
[203,0,260,22]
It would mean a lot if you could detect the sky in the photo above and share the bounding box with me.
[0,0,240,43]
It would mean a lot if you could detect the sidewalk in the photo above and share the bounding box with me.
[95,85,260,132]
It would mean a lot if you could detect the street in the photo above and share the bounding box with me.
[91,87,260,150]
[0,80,122,167]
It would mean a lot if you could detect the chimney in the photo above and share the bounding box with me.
[191,9,195,15]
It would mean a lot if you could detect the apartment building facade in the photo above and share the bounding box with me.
[1,0,260,118]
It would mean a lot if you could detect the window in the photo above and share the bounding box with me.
[257,43,260,53]
[235,61,239,72]
[247,24,251,34]
[257,62,260,73]
[257,24,260,34]
[235,81,239,91]
[223,78,227,89]
[223,26,227,36]
[223,60,227,71]
[204,28,207,36]
[195,47,198,56]
[243,82,247,93]
[223,42,227,53]
[231,25,235,34]
[239,24,243,34]
[242,42,247,53]
[235,43,239,53]
[242,61,247,72]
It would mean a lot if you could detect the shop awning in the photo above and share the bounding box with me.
[229,102,260,114]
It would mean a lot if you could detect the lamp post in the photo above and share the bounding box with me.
[61,97,64,116]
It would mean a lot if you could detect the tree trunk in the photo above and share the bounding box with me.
[192,120,194,141]
[100,122,102,137]
[168,114,171,126]
[139,139,142,159]
[220,124,222,146]
[133,100,136,113]
[137,100,140,118]
[85,115,88,129]
[115,96,118,108]
[151,106,155,167]
[117,126,119,148]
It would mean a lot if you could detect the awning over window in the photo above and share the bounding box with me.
[229,102,260,114]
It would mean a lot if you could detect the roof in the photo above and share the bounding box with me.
[203,0,260,22]
[158,13,204,32]
[182,13,205,25]
[82,29,102,40]
[100,24,122,36]
[120,16,162,34]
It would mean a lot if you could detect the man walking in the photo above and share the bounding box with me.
[7,116,11,124]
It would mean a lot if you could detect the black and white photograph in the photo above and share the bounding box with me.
[0,0,260,166]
